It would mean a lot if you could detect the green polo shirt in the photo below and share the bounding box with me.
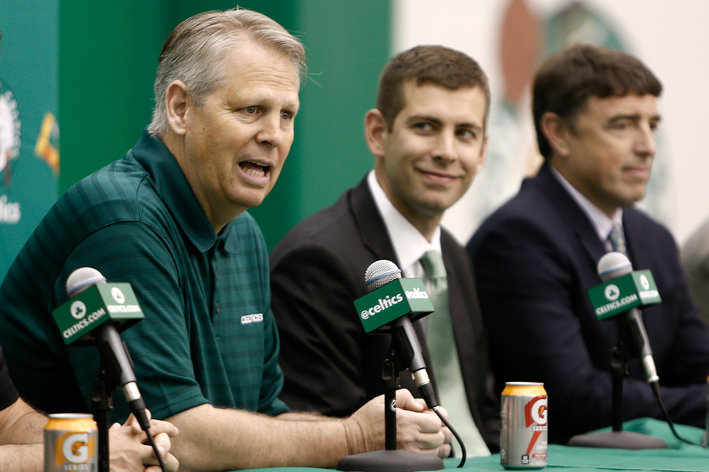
[0,131,288,420]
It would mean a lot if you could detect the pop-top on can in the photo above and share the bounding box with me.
[500,381,548,469]
[44,413,98,472]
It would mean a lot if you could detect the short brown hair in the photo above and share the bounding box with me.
[533,43,662,160]
[376,45,491,131]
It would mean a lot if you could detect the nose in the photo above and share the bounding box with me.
[635,122,656,158]
[256,113,286,148]
[432,130,456,162]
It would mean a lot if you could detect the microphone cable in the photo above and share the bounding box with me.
[129,397,168,472]
[143,428,168,472]
[650,381,703,447]
[432,406,466,468]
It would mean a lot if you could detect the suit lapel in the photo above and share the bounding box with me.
[349,175,436,384]
[350,176,398,263]
[441,232,476,371]
[535,165,607,273]
[622,210,647,269]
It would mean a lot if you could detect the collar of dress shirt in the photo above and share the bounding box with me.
[550,166,623,245]
[367,170,441,279]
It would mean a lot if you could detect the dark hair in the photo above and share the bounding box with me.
[533,43,662,160]
[376,45,491,131]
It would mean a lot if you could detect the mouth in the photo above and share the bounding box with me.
[239,160,271,179]
[623,166,650,180]
[419,168,457,185]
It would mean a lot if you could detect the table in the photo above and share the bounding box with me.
[236,418,709,471]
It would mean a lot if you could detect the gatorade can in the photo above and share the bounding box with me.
[44,413,98,472]
[500,382,548,469]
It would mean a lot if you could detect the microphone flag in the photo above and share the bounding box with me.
[353,278,434,333]
[52,282,144,345]
[588,270,661,321]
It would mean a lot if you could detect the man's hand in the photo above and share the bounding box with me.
[109,412,179,472]
[344,389,451,458]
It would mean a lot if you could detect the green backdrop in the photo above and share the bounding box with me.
[58,0,391,250]
[0,0,59,276]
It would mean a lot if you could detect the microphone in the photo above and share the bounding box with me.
[591,252,661,384]
[53,267,151,430]
[357,260,438,408]
[573,252,703,450]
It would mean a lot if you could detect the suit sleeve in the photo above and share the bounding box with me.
[270,242,377,416]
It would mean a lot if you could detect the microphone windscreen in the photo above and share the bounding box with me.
[365,260,401,292]
[597,252,633,282]
[66,267,107,298]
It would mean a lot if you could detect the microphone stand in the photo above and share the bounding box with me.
[337,345,444,471]
[568,321,666,449]
[383,358,397,451]
[91,363,113,472]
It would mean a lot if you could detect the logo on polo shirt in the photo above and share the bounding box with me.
[241,313,263,324]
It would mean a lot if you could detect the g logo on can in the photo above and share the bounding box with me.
[55,432,95,466]
[524,395,548,427]
[62,433,89,463]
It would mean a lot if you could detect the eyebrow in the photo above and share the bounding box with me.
[607,113,662,124]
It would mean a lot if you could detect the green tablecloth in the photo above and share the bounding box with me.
[237,418,709,471]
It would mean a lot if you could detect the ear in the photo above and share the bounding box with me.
[364,109,388,158]
[165,80,190,136]
[540,112,570,158]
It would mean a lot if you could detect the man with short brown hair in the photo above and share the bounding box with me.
[468,43,709,444]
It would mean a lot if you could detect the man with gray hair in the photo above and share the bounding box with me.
[0,8,450,471]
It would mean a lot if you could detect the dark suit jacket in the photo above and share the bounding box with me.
[467,163,709,444]
[270,175,500,451]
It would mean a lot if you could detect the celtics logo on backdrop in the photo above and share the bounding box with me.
[0,77,21,223]
[0,79,20,180]
[0,7,61,278]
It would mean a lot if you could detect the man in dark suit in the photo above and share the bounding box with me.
[468,43,709,444]
[270,45,499,454]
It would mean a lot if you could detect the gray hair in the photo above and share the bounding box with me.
[147,8,306,137]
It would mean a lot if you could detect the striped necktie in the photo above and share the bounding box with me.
[608,223,627,255]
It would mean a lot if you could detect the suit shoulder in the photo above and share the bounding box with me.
[469,189,557,247]
[624,207,678,252]
[271,190,359,258]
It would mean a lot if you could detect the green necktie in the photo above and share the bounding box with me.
[419,250,490,456]
[608,223,627,255]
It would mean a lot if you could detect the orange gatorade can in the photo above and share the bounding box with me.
[500,382,548,469]
[44,413,98,472]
